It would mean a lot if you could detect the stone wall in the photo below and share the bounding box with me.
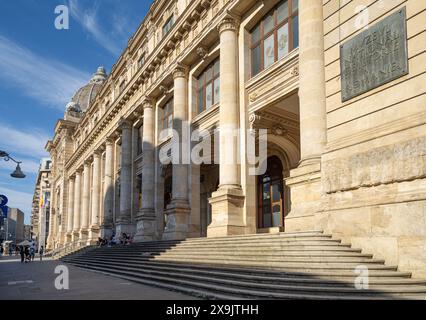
[320,0,426,277]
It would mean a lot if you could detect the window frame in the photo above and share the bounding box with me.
[250,0,299,77]
[162,15,174,36]
[161,98,174,132]
[197,58,220,115]
[119,80,126,94]
[138,54,145,69]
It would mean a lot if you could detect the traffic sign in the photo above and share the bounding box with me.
[0,194,8,207]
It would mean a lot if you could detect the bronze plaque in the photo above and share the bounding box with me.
[340,7,408,102]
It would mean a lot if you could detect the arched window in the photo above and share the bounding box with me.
[250,0,299,77]
[197,58,220,114]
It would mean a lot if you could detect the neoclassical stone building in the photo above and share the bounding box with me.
[44,0,426,277]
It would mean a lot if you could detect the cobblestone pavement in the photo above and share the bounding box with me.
[0,257,196,300]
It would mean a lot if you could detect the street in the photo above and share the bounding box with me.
[0,256,196,300]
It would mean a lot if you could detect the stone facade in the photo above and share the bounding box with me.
[42,0,426,278]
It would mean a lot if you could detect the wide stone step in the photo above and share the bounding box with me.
[62,256,412,278]
[90,249,372,257]
[65,261,425,299]
[84,252,381,263]
[64,254,396,271]
[67,259,426,294]
[64,256,423,286]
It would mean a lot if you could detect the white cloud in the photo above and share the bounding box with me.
[0,186,33,223]
[0,35,90,108]
[69,0,122,56]
[0,124,49,159]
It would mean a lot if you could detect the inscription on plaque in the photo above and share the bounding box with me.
[340,7,408,102]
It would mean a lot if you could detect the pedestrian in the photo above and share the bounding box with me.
[39,246,44,262]
[9,246,12,256]
[30,246,35,261]
[19,246,25,263]
[24,246,30,263]
[0,245,3,257]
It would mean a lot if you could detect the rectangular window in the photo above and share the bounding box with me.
[162,99,173,132]
[250,0,299,77]
[163,16,174,36]
[119,80,126,94]
[138,54,145,68]
[196,58,220,114]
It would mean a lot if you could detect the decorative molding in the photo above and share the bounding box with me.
[196,46,209,60]
[217,14,240,34]
[173,63,189,79]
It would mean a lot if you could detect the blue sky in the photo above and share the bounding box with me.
[0,0,152,224]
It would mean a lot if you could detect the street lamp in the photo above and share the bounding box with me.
[0,150,26,179]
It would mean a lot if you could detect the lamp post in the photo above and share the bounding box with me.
[0,150,26,178]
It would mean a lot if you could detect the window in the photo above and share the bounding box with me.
[161,99,174,131]
[119,80,126,94]
[250,0,299,77]
[138,54,145,68]
[163,16,174,36]
[197,58,220,114]
[137,127,142,155]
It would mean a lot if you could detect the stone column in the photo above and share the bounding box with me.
[66,177,75,242]
[208,16,246,237]
[135,98,157,241]
[72,170,81,242]
[163,64,191,240]
[286,0,326,231]
[116,119,135,235]
[89,151,101,242]
[80,160,90,240]
[101,138,114,238]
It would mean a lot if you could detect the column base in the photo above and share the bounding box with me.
[88,225,100,245]
[134,209,157,242]
[115,222,136,237]
[162,200,191,240]
[72,231,80,243]
[207,187,246,237]
[100,224,114,239]
[285,160,323,232]
[79,229,89,246]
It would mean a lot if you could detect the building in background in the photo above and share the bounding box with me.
[0,207,24,244]
[31,158,52,250]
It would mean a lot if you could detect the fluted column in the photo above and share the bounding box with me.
[72,170,81,241]
[80,160,90,239]
[66,177,75,239]
[116,119,135,235]
[89,151,101,242]
[286,0,326,231]
[135,98,156,241]
[162,64,191,240]
[208,15,246,237]
[101,138,114,238]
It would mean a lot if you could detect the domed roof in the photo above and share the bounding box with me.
[70,66,107,112]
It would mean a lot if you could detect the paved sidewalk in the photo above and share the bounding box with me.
[0,258,196,300]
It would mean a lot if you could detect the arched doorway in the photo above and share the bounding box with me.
[257,156,285,229]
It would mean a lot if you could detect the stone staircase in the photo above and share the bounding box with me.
[61,230,426,299]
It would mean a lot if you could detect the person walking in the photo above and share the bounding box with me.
[0,245,3,257]
[19,246,25,263]
[39,246,44,262]
[29,246,35,261]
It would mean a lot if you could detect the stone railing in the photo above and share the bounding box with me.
[49,240,95,260]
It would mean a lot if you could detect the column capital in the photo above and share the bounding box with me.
[142,96,155,110]
[217,14,240,34]
[118,118,133,131]
[93,150,102,158]
[83,158,92,167]
[173,63,189,79]
[105,137,115,146]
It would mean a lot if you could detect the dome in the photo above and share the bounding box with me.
[69,66,107,112]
